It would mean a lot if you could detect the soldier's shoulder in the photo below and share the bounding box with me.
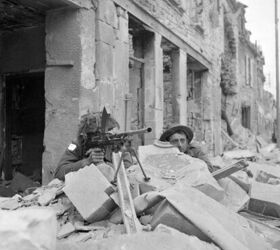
[66,140,81,153]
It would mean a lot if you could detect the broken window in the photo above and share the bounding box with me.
[241,106,251,129]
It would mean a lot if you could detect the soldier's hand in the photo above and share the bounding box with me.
[86,148,105,165]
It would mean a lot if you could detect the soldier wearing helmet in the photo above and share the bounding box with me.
[159,125,214,173]
[55,111,132,180]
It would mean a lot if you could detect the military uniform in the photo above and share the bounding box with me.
[185,142,214,173]
[55,142,133,180]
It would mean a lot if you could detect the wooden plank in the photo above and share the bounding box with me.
[112,152,141,234]
[212,160,248,180]
[113,0,212,70]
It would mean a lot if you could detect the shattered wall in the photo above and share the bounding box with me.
[220,1,275,149]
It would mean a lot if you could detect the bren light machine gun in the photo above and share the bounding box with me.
[85,107,152,183]
[85,107,151,233]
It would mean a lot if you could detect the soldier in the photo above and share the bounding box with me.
[55,111,132,180]
[159,125,215,173]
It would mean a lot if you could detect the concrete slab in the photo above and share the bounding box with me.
[135,143,224,201]
[159,186,271,250]
[63,165,116,222]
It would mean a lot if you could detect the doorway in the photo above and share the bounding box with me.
[3,73,45,182]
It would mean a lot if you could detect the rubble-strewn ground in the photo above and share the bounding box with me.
[1,140,280,250]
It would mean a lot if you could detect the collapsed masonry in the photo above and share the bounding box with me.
[1,140,280,249]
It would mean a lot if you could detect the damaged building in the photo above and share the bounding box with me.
[0,0,275,184]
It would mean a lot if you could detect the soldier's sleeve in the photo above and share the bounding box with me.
[54,143,90,180]
[189,143,214,173]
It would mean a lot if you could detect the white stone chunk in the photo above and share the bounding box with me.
[0,208,57,250]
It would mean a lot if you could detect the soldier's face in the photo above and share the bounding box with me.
[169,132,189,152]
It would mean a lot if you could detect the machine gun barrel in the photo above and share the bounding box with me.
[114,127,152,138]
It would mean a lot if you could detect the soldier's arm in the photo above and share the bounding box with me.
[189,144,215,173]
[54,144,90,181]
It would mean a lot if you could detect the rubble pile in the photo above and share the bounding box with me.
[1,139,280,249]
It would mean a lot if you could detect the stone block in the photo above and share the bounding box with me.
[96,42,114,78]
[63,165,116,222]
[115,16,128,43]
[96,20,116,46]
[96,0,118,28]
[0,208,56,250]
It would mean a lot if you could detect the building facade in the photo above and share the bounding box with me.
[0,0,274,183]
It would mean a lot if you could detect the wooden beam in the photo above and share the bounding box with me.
[113,0,212,70]
[112,152,141,234]
[212,160,248,180]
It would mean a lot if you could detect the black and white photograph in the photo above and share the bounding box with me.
[0,0,279,249]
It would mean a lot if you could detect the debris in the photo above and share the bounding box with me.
[158,185,271,250]
[256,136,268,149]
[134,143,225,201]
[151,199,211,242]
[248,162,280,218]
[0,194,22,210]
[259,144,277,156]
[240,211,280,248]
[218,177,250,212]
[56,230,221,250]
[57,222,76,239]
[38,187,59,206]
[154,224,221,249]
[63,165,116,222]
[0,208,57,250]
[9,172,40,193]
[139,214,153,225]
[212,160,248,180]
[223,149,256,161]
